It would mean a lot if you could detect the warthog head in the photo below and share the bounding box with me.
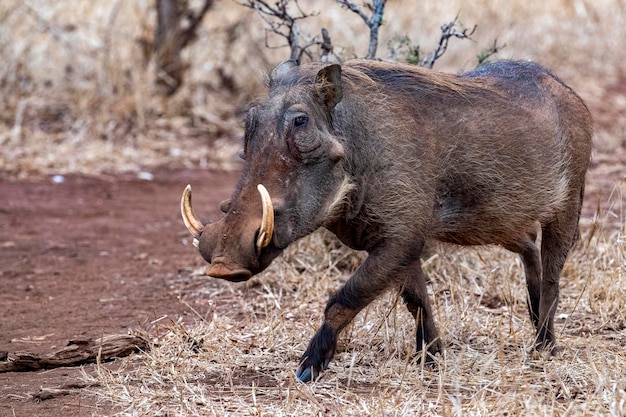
[181,60,347,282]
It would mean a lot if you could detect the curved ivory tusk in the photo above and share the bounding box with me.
[256,184,274,250]
[181,185,204,244]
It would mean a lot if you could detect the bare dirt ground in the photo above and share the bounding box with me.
[0,83,624,416]
[0,169,239,416]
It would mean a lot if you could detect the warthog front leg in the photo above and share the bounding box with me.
[296,245,414,382]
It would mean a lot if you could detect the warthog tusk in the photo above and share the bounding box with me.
[256,184,274,250]
[181,185,204,247]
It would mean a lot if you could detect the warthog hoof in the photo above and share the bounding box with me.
[531,341,560,358]
[296,324,336,382]
[295,358,331,383]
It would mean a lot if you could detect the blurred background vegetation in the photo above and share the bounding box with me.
[1,0,625,177]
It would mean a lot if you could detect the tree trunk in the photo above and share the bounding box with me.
[154,0,184,96]
[153,0,214,96]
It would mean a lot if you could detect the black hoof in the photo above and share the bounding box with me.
[296,366,314,383]
[414,349,440,368]
[297,324,336,383]
[296,358,330,382]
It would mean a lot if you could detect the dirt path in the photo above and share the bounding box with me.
[0,169,239,416]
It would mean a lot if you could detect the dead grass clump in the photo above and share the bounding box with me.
[0,1,254,178]
[87,220,625,415]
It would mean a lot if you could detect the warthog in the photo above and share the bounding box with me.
[181,59,592,382]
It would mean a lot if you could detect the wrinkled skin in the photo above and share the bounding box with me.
[182,59,592,382]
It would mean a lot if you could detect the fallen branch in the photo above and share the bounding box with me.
[0,333,149,373]
[33,381,100,401]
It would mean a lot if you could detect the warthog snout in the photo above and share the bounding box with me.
[181,184,275,282]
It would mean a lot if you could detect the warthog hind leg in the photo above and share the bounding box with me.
[536,194,583,351]
[400,257,442,364]
[503,232,542,332]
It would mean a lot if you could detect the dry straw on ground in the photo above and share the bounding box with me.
[87,221,625,416]
[1,0,625,416]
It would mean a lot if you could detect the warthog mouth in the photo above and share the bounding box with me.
[204,258,253,282]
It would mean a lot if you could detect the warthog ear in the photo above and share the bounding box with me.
[314,64,343,111]
[270,60,298,87]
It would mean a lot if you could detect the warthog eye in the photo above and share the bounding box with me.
[293,115,308,128]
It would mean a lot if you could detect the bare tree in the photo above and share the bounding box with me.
[238,0,322,62]
[238,0,500,68]
[336,0,386,59]
[153,0,215,96]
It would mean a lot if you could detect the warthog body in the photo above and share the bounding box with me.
[182,59,592,382]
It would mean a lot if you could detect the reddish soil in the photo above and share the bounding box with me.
[0,169,239,416]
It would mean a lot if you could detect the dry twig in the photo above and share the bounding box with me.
[421,15,476,68]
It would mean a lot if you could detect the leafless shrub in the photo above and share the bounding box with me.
[236,0,387,63]
[386,16,504,69]
[237,0,322,62]
[420,16,476,68]
[241,1,497,69]
[477,38,506,66]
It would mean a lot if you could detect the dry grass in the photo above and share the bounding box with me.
[2,0,625,415]
[86,220,625,416]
